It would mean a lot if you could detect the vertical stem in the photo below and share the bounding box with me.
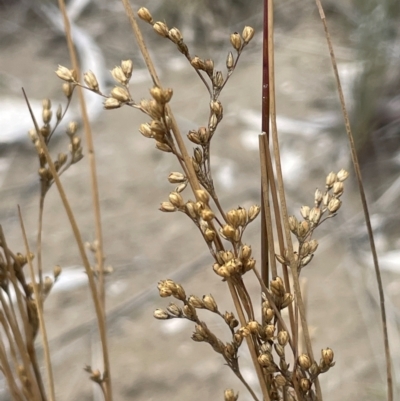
[18,206,56,401]
[267,1,323,399]
[314,2,393,400]
[57,0,106,306]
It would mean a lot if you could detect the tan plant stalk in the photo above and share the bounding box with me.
[267,1,323,400]
[0,227,43,401]
[314,2,393,400]
[22,89,113,401]
[56,0,106,305]
[18,206,55,401]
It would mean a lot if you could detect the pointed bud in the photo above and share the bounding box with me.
[55,65,75,82]
[226,51,234,70]
[104,97,121,109]
[203,294,218,312]
[121,60,133,80]
[309,207,322,225]
[168,192,183,208]
[137,7,153,23]
[332,181,344,197]
[83,71,99,91]
[169,28,183,44]
[62,83,73,98]
[326,172,337,188]
[248,205,260,221]
[153,21,169,37]
[111,66,128,85]
[337,169,349,182]
[300,205,310,219]
[328,198,341,213]
[111,86,130,102]
[230,32,242,51]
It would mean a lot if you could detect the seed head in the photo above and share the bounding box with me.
[159,202,176,212]
[137,7,153,24]
[153,309,169,320]
[203,294,218,312]
[333,181,344,197]
[337,169,349,182]
[55,65,75,82]
[278,330,289,346]
[121,60,133,80]
[224,389,239,401]
[153,21,169,37]
[111,86,130,102]
[230,32,242,51]
[326,172,337,188]
[248,205,260,221]
[321,348,334,365]
[226,51,234,70]
[83,71,99,91]
[104,97,121,110]
[168,27,183,44]
[328,198,341,213]
[242,26,255,44]
[298,354,312,370]
[62,83,73,98]
[111,66,128,85]
[169,192,184,208]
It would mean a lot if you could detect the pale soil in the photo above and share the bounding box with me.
[0,2,398,401]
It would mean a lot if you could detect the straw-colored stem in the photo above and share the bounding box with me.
[18,206,56,401]
[22,89,112,401]
[57,0,106,307]
[267,2,323,399]
[36,192,45,292]
[314,2,393,400]
[0,337,25,401]
[0,227,42,400]
[227,280,271,401]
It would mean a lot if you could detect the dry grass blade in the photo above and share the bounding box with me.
[314,2,393,400]
[18,206,55,401]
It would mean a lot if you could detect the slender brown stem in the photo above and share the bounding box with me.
[267,2,323,399]
[57,0,106,307]
[18,206,56,401]
[314,2,393,400]
[36,192,45,292]
[0,227,43,401]
[227,280,271,401]
[22,88,113,401]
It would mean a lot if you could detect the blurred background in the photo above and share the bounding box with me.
[0,0,399,400]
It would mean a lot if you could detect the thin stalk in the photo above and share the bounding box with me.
[22,89,113,401]
[57,0,106,307]
[267,2,323,399]
[0,338,25,401]
[227,280,271,401]
[18,206,56,401]
[314,2,393,400]
[36,192,45,292]
[0,227,43,401]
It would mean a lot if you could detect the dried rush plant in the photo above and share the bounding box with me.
[0,4,355,401]
[53,6,348,401]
